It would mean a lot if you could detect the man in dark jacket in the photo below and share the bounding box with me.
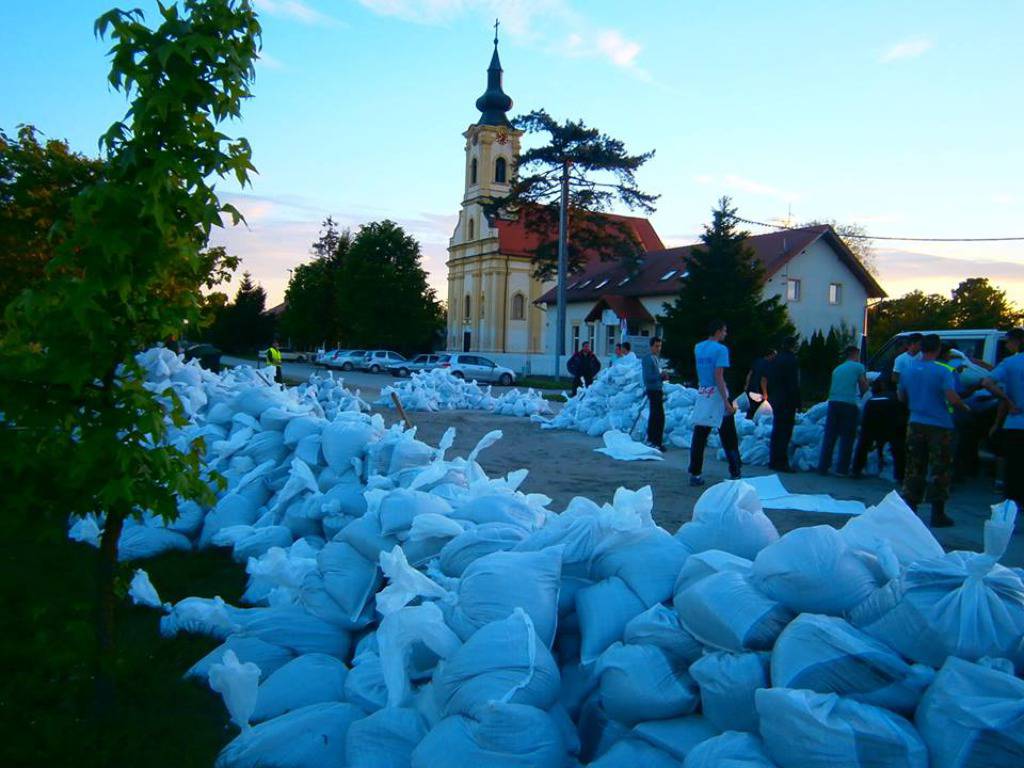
[567,341,601,396]
[765,336,801,472]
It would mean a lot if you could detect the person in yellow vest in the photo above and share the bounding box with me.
[267,338,284,384]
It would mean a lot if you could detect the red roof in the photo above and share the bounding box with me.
[584,295,654,323]
[494,205,664,260]
[537,224,885,305]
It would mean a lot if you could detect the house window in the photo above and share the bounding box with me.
[606,324,617,354]
[572,324,581,352]
[786,278,802,302]
[511,293,525,320]
[470,158,477,185]
[578,280,593,289]
[618,276,631,287]
[494,157,507,183]
[467,217,475,240]
[828,282,842,305]
[464,295,471,322]
[594,279,609,289]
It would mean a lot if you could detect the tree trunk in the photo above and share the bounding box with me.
[95,506,126,715]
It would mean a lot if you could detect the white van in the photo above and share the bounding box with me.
[868,329,1007,379]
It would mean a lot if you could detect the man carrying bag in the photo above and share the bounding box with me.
[688,320,741,486]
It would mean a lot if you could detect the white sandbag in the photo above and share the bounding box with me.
[373,488,453,536]
[434,609,560,717]
[378,602,461,708]
[684,731,777,768]
[169,500,206,538]
[772,614,933,714]
[161,596,240,639]
[117,523,192,561]
[675,481,779,560]
[376,546,449,616]
[578,693,633,763]
[209,650,261,731]
[199,494,260,549]
[756,688,927,768]
[591,526,689,606]
[577,577,647,665]
[321,418,378,472]
[594,430,665,462]
[916,656,1024,768]
[216,702,363,768]
[318,541,380,624]
[454,493,543,530]
[321,480,367,518]
[339,512,400,562]
[674,550,753,594]
[447,548,562,646]
[242,430,287,466]
[594,642,699,725]
[623,603,703,665]
[840,491,943,567]
[252,653,348,723]
[674,571,793,652]
[690,651,769,733]
[440,523,528,577]
[388,437,437,475]
[751,526,881,615]
[346,707,428,768]
[283,414,322,446]
[851,551,1024,669]
[243,545,318,604]
[235,605,350,658]
[411,702,566,768]
[633,717,719,762]
[229,526,293,563]
[128,568,162,608]
[187,636,294,682]
[590,738,680,768]
[230,387,280,418]
[345,651,388,713]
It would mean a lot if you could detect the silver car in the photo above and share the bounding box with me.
[327,349,367,371]
[439,353,516,385]
[387,353,444,378]
[359,350,407,374]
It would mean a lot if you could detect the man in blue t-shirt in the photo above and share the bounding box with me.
[898,334,971,527]
[688,319,741,485]
[984,328,1024,509]
[818,345,868,476]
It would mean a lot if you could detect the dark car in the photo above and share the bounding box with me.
[183,343,222,373]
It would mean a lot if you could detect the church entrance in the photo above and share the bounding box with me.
[463,331,471,352]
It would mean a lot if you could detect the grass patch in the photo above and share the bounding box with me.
[542,393,567,403]
[515,376,571,391]
[0,516,244,767]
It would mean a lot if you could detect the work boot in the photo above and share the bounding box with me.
[726,451,742,481]
[930,501,955,528]
[689,475,705,488]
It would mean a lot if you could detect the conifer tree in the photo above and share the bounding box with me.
[661,197,795,390]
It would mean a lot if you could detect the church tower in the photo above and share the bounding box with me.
[447,26,539,356]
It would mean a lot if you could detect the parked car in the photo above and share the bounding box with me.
[438,353,516,385]
[183,343,222,373]
[359,350,407,373]
[326,349,367,371]
[258,346,311,363]
[868,329,1006,380]
[316,348,347,367]
[388,353,444,378]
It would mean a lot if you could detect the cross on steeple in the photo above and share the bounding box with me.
[493,18,499,47]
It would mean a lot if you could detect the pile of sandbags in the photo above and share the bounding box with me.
[377,367,551,417]
[72,347,1024,768]
[536,356,868,474]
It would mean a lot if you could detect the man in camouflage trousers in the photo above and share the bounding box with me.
[898,334,971,527]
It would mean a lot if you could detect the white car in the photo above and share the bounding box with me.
[439,353,516,385]
[315,348,346,367]
[388,353,444,377]
[359,350,407,374]
[326,349,367,371]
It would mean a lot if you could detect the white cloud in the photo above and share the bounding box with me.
[879,36,933,63]
[254,0,337,26]
[356,0,648,77]
[694,173,799,202]
[875,248,1024,303]
[992,193,1020,206]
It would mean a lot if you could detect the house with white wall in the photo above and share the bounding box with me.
[534,225,886,368]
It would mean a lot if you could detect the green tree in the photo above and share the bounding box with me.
[485,109,659,279]
[661,197,795,391]
[949,277,1022,328]
[0,0,260,712]
[280,217,351,349]
[802,219,877,275]
[206,271,274,352]
[867,290,954,353]
[798,323,857,402]
[0,125,104,312]
[334,220,443,354]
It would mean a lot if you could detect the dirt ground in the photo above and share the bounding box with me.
[373,406,1024,567]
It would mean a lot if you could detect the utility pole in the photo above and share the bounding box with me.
[554,159,570,382]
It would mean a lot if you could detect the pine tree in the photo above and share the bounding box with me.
[661,197,795,391]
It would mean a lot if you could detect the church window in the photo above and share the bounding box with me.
[470,158,477,185]
[494,157,507,183]
[467,217,475,240]
[511,293,525,320]
[464,295,471,321]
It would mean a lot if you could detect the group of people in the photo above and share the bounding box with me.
[634,322,1024,530]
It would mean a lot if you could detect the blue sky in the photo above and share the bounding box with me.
[3,0,1023,307]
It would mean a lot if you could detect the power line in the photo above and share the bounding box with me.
[728,214,1024,243]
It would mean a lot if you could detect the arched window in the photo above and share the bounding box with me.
[511,293,525,320]
[470,158,477,185]
[467,217,475,240]
[494,157,507,184]
[464,295,471,322]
